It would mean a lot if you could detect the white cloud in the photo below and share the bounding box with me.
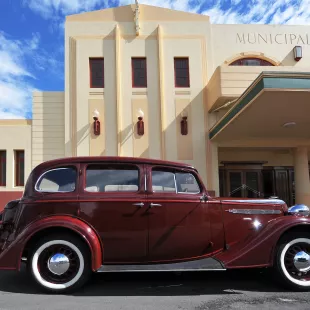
[24,0,106,17]
[0,111,25,119]
[23,0,310,25]
[0,33,33,78]
[5,0,310,120]
[0,32,60,119]
[27,32,41,50]
[203,0,310,25]
[0,81,34,119]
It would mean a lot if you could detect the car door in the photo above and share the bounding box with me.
[78,162,148,263]
[146,165,212,262]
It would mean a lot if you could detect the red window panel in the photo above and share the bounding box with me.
[132,58,147,88]
[174,58,190,88]
[90,58,104,88]
[0,151,6,186]
[15,150,24,187]
[230,58,274,66]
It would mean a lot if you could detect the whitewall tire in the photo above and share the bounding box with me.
[28,233,92,293]
[274,233,310,291]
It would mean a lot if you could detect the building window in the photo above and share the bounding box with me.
[174,58,190,88]
[0,151,6,186]
[15,150,24,187]
[90,58,104,88]
[230,58,274,66]
[132,58,147,88]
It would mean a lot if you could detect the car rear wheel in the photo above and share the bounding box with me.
[28,233,92,293]
[274,233,310,291]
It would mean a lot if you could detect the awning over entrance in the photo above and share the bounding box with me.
[209,72,310,146]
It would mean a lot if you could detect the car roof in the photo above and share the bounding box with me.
[37,156,196,170]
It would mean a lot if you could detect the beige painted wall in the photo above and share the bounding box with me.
[207,66,310,111]
[210,24,310,70]
[207,24,310,110]
[218,147,299,167]
[63,5,310,190]
[0,120,32,192]
[32,92,65,168]
[64,5,209,184]
[0,5,310,197]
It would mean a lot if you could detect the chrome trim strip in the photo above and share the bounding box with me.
[133,202,145,207]
[97,269,226,272]
[222,199,285,204]
[227,209,282,215]
[149,203,162,208]
[96,257,225,272]
[144,174,147,192]
[173,173,177,194]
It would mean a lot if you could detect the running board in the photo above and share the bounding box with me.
[97,257,225,272]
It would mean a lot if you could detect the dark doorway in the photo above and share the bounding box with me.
[219,162,264,199]
[219,162,309,206]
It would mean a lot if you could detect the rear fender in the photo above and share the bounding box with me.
[0,216,103,271]
[215,216,310,268]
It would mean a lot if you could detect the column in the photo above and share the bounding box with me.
[206,141,219,197]
[293,146,310,206]
[157,25,165,159]
[115,25,121,156]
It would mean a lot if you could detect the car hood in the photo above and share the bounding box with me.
[216,197,288,248]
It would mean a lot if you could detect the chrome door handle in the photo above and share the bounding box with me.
[133,202,144,207]
[149,203,162,208]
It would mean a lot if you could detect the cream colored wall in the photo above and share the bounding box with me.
[207,24,310,194]
[207,66,310,111]
[0,120,32,191]
[65,9,210,185]
[218,147,296,167]
[32,92,65,168]
[64,6,310,191]
[210,24,310,71]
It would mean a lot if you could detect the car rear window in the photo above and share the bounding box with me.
[35,167,77,193]
[85,165,139,193]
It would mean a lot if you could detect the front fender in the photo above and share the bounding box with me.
[0,216,103,271]
[215,216,310,269]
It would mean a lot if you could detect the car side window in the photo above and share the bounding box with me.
[35,167,77,193]
[85,165,139,193]
[175,172,200,193]
[151,169,200,194]
[152,171,176,193]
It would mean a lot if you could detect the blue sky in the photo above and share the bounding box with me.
[0,0,309,119]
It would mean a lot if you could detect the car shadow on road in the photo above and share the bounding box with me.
[0,266,289,296]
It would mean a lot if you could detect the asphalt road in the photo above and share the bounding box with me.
[0,266,309,310]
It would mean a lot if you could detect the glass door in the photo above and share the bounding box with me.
[245,171,261,198]
[227,170,262,198]
[228,171,242,197]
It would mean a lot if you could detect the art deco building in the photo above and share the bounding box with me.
[1,3,310,208]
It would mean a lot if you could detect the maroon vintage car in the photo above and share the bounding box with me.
[0,156,310,293]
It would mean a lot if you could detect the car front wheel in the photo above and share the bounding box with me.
[274,233,310,291]
[28,233,92,293]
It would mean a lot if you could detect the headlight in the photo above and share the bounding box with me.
[288,204,310,216]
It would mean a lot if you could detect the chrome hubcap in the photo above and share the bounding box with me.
[47,253,70,275]
[294,251,310,272]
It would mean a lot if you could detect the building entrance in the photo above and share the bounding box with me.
[219,162,309,206]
